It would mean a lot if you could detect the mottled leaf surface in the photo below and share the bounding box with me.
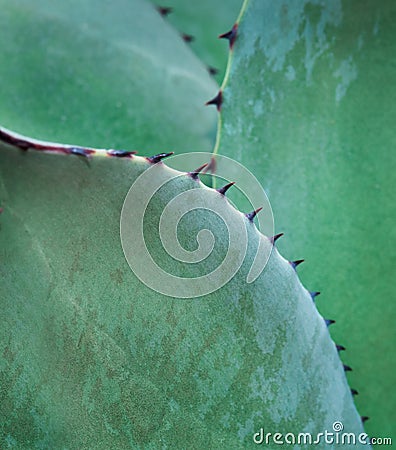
[215,0,396,438]
[0,138,364,448]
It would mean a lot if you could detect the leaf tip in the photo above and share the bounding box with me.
[217,181,235,196]
[205,90,223,111]
[246,207,263,222]
[310,291,321,301]
[182,33,195,43]
[188,163,209,180]
[208,66,219,76]
[68,147,95,158]
[146,152,174,164]
[290,259,304,270]
[107,150,137,158]
[270,232,284,245]
[156,6,173,17]
[219,23,238,49]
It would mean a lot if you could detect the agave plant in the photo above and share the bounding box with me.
[1,0,394,448]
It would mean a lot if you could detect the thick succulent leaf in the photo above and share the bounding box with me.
[0,135,364,447]
[215,0,396,438]
[0,0,217,152]
[151,0,243,83]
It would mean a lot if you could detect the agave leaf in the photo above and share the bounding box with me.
[215,0,396,437]
[151,0,243,82]
[0,133,364,447]
[0,0,217,151]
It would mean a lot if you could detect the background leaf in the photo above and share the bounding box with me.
[0,0,217,152]
[151,0,243,83]
[216,0,396,438]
